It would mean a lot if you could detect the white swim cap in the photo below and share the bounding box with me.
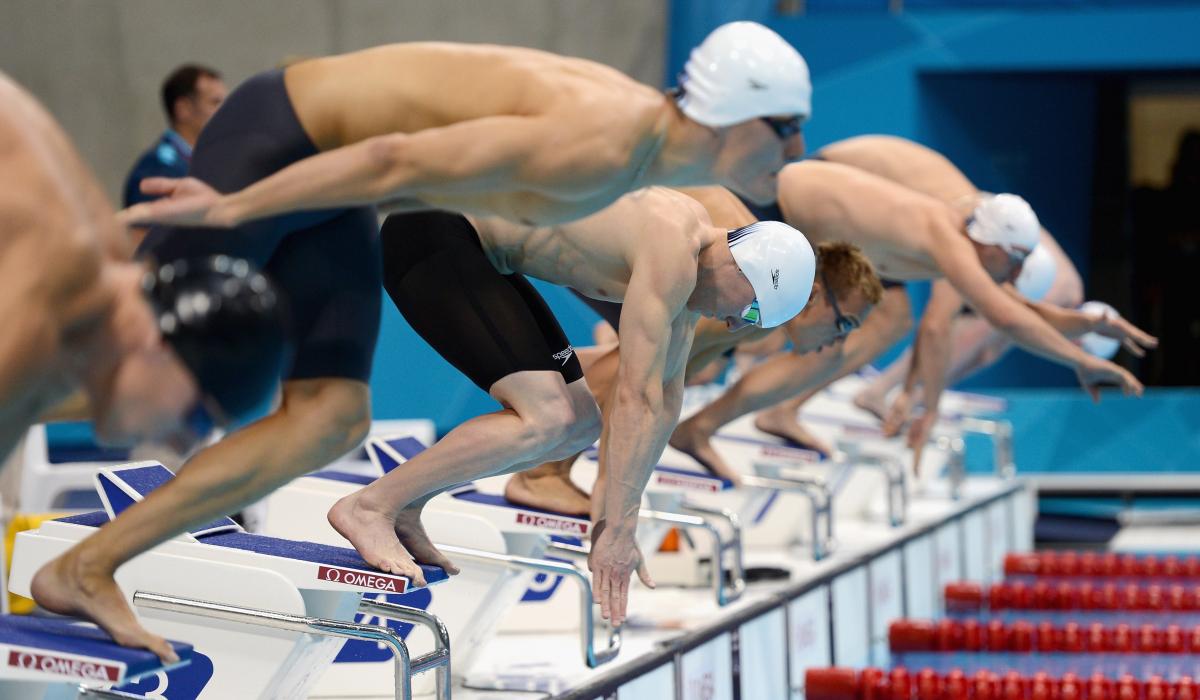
[1014,244,1056,301]
[1078,301,1120,359]
[677,22,811,128]
[728,221,815,328]
[967,194,1041,254]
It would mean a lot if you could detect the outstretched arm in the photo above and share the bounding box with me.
[1019,295,1157,356]
[924,216,1143,401]
[589,248,694,627]
[123,115,567,228]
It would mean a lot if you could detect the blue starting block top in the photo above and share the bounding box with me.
[654,464,734,490]
[97,464,240,537]
[74,462,448,590]
[366,435,429,474]
[201,532,449,586]
[452,489,586,518]
[311,470,373,487]
[0,615,191,682]
[714,432,828,460]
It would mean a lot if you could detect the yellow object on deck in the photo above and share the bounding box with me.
[6,512,71,614]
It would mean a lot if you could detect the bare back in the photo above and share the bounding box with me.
[472,187,715,302]
[777,160,953,281]
[819,135,978,211]
[287,44,670,224]
[822,135,1084,299]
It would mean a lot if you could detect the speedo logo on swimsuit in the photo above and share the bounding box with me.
[515,511,589,535]
[656,472,720,492]
[551,346,575,366]
[317,565,409,593]
[771,268,781,289]
[7,650,120,681]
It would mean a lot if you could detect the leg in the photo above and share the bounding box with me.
[853,347,912,421]
[33,377,370,657]
[334,211,601,574]
[756,286,914,446]
[329,370,601,574]
[672,286,911,472]
[672,346,843,474]
[505,350,618,515]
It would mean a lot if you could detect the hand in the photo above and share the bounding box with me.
[588,519,654,627]
[117,177,232,228]
[882,389,913,438]
[1091,313,1159,358]
[1075,356,1144,403]
[905,410,937,477]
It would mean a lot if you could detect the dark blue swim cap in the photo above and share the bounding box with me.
[142,256,289,423]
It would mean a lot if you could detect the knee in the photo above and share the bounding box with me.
[562,396,602,454]
[280,379,372,460]
[516,390,600,456]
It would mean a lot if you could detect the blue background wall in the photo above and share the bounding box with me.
[369,1,1200,430]
[667,1,1200,390]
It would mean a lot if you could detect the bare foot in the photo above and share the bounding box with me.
[753,408,833,458]
[31,550,178,664]
[853,389,889,423]
[505,470,591,516]
[328,493,453,587]
[392,504,460,576]
[669,420,743,484]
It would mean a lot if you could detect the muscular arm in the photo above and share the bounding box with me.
[594,256,695,529]
[924,215,1094,368]
[135,114,613,227]
[587,238,695,625]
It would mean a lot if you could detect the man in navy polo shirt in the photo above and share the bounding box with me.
[123,64,226,208]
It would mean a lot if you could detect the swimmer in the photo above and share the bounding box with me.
[44,22,812,654]
[669,159,1152,478]
[804,136,1155,453]
[330,188,814,626]
[122,22,811,230]
[855,238,1084,419]
[0,74,285,662]
[508,186,882,498]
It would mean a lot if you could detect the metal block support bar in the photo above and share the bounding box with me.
[635,508,747,606]
[358,598,451,697]
[936,435,967,500]
[437,544,621,668]
[955,417,1016,479]
[678,503,747,606]
[133,590,422,700]
[836,442,908,527]
[79,688,147,699]
[741,472,835,561]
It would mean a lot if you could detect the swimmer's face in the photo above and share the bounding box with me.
[714,116,805,206]
[93,345,204,453]
[690,237,758,330]
[89,269,207,452]
[976,243,1025,284]
[789,286,872,354]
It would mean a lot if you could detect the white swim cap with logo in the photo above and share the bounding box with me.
[967,194,1041,254]
[1014,244,1056,301]
[1077,301,1121,359]
[728,221,815,328]
[677,21,811,128]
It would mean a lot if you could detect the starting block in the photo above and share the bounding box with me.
[8,462,451,700]
[0,614,191,700]
[262,436,620,697]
